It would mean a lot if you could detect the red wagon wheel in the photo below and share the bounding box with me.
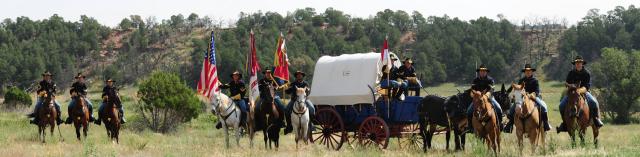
[311,108,346,150]
[357,116,390,149]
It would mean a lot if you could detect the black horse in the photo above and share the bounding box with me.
[419,89,473,151]
[254,85,285,150]
[492,84,511,115]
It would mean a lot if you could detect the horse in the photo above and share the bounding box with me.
[249,84,284,150]
[419,89,473,151]
[101,94,121,144]
[211,93,242,148]
[291,87,310,150]
[418,95,452,152]
[37,94,63,143]
[70,93,90,141]
[470,90,501,156]
[493,84,511,115]
[510,84,544,153]
[564,83,599,147]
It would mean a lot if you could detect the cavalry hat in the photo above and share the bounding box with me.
[521,64,537,72]
[262,67,273,74]
[74,73,86,79]
[42,71,53,76]
[571,55,587,65]
[294,71,306,77]
[476,64,490,72]
[403,58,413,64]
[230,71,242,78]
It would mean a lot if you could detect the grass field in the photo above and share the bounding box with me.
[1,80,639,157]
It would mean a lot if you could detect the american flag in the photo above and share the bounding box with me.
[197,31,220,98]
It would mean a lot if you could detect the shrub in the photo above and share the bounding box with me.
[137,72,203,133]
[3,86,32,110]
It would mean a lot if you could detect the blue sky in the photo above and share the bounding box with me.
[3,0,637,27]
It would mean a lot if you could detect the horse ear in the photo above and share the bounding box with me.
[500,84,505,92]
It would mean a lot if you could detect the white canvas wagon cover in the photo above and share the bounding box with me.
[309,52,382,105]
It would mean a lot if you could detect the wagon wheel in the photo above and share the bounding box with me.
[398,124,424,150]
[311,108,346,150]
[357,116,390,149]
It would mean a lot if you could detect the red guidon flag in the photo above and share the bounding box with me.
[247,30,261,103]
[273,33,289,82]
[381,36,391,71]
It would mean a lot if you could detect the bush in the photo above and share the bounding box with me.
[137,72,203,133]
[3,86,32,110]
[591,48,640,124]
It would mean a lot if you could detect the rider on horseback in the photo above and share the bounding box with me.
[396,58,421,96]
[65,73,96,124]
[215,71,248,129]
[284,71,315,134]
[29,71,63,125]
[466,64,503,132]
[258,68,287,127]
[95,78,126,125]
[503,64,551,133]
[557,56,604,133]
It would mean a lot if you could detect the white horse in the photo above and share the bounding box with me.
[211,93,242,148]
[291,87,310,149]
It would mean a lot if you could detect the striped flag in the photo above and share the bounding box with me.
[273,33,289,82]
[197,50,208,94]
[198,31,220,98]
[247,30,261,103]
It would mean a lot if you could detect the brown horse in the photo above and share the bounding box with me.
[101,95,121,144]
[510,84,544,153]
[564,83,599,147]
[70,94,90,141]
[37,94,63,143]
[470,90,501,156]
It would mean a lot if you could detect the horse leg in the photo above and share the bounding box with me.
[446,128,451,151]
[83,122,88,138]
[579,128,586,147]
[75,123,81,141]
[517,128,523,154]
[592,124,599,148]
[264,130,269,149]
[235,124,241,147]
[224,126,230,148]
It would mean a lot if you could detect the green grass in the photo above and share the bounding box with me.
[1,81,639,156]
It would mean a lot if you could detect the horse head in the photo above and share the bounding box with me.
[294,88,308,113]
[470,90,492,121]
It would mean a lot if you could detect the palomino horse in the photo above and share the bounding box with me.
[101,94,121,144]
[510,84,544,153]
[291,87,310,149]
[211,93,242,148]
[470,90,501,156]
[564,83,599,147]
[71,93,90,141]
[37,94,64,143]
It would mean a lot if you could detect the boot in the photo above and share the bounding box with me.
[56,110,63,125]
[89,116,96,122]
[30,118,37,125]
[94,118,102,125]
[65,117,73,124]
[215,122,222,129]
[556,123,567,134]
[284,114,293,135]
[542,112,551,131]
[503,120,514,133]
[594,118,604,128]
[119,108,126,124]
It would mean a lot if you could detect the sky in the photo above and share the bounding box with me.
[2,0,638,27]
